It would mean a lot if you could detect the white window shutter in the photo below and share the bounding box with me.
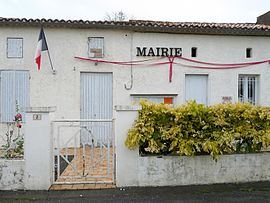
[0,71,29,122]
[15,71,30,121]
[1,71,16,122]
[7,38,23,58]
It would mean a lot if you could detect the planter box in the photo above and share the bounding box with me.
[0,159,25,190]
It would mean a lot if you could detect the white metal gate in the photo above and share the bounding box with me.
[52,119,114,184]
[52,72,114,184]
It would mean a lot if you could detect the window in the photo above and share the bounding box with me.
[238,75,258,105]
[246,48,252,58]
[88,37,104,58]
[131,94,176,105]
[7,38,23,58]
[191,47,197,57]
[133,96,174,104]
[0,71,30,122]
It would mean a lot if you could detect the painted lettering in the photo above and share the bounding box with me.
[161,48,169,56]
[156,47,161,56]
[147,47,155,56]
[136,47,182,57]
[136,47,147,56]
[174,48,182,56]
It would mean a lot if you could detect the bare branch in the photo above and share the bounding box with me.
[104,11,129,21]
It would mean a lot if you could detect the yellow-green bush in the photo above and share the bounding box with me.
[125,101,270,159]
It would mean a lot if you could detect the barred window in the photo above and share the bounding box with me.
[88,37,104,58]
[238,75,258,105]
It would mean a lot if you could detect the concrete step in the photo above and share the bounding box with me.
[49,183,116,190]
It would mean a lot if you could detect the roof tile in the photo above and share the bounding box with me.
[0,17,270,35]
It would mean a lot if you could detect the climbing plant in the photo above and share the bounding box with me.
[0,102,24,159]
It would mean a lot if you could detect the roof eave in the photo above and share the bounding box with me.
[0,19,270,36]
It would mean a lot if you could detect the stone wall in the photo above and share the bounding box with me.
[138,153,270,186]
[0,160,25,190]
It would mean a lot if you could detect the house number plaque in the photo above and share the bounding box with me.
[33,114,42,120]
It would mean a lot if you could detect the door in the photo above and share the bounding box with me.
[185,75,208,105]
[80,72,113,144]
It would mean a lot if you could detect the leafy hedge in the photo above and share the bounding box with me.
[125,101,270,159]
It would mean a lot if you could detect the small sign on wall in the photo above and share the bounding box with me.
[222,96,232,103]
[164,97,173,104]
[33,114,42,120]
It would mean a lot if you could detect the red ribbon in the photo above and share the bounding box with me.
[74,56,270,83]
[174,63,249,69]
[176,56,270,67]
[168,57,175,83]
[74,56,160,65]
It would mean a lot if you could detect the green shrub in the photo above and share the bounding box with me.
[125,101,270,160]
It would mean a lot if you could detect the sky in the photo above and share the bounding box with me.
[0,0,269,23]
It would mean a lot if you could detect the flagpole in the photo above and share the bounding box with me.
[47,49,56,73]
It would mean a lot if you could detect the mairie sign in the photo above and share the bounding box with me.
[136,47,182,57]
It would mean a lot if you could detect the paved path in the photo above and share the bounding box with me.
[1,182,270,203]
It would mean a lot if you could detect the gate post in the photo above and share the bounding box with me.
[115,105,140,187]
[24,107,56,190]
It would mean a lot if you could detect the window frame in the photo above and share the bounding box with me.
[191,47,197,57]
[130,94,177,106]
[238,74,259,105]
[185,74,208,106]
[6,37,23,58]
[246,48,252,58]
[87,37,104,58]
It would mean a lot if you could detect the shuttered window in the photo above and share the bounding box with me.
[7,38,23,58]
[0,71,30,122]
[88,37,104,58]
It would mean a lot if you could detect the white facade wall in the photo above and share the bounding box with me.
[1,26,270,187]
[0,27,270,121]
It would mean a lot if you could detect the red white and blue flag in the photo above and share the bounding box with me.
[35,27,48,70]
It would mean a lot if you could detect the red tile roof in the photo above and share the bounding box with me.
[0,17,270,36]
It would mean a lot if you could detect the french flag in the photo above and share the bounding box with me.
[35,27,48,70]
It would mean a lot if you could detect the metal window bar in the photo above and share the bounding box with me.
[238,76,258,105]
